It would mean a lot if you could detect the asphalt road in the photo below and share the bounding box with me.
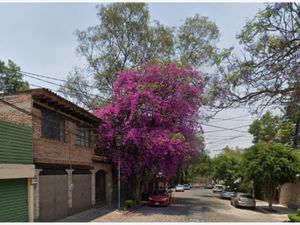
[118,188,288,222]
[62,187,290,222]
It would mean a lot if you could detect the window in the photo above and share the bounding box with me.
[41,109,65,141]
[76,125,90,148]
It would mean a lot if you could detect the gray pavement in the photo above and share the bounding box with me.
[61,188,295,222]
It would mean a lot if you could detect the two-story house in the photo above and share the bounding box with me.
[0,88,112,221]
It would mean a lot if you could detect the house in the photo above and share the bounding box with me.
[0,120,35,222]
[0,88,113,221]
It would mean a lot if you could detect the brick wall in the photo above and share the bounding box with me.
[0,91,97,167]
[279,177,300,209]
[32,107,93,166]
[0,93,32,127]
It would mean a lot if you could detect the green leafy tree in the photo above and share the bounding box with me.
[61,3,220,109]
[0,60,29,93]
[249,111,281,143]
[211,147,243,188]
[249,111,295,146]
[282,97,300,148]
[242,142,300,209]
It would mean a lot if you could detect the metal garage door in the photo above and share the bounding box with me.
[72,174,91,215]
[39,174,68,222]
[0,179,28,222]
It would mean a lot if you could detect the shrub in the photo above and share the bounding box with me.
[288,214,300,222]
[125,200,136,209]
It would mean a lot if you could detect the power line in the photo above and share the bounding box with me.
[0,72,111,104]
[205,134,251,145]
[208,115,253,121]
[202,123,250,134]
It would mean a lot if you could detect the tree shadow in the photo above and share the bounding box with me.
[254,205,296,215]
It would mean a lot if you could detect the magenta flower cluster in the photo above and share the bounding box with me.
[93,63,204,179]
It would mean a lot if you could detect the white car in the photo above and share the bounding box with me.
[175,184,184,192]
[212,184,223,193]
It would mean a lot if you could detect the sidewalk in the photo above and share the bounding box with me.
[59,205,142,222]
[255,199,297,222]
[59,205,117,222]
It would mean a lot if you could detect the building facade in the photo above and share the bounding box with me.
[0,120,35,222]
[0,88,112,221]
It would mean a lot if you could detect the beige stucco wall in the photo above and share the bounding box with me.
[0,164,35,179]
[279,177,300,209]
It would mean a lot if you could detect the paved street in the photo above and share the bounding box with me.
[62,187,292,222]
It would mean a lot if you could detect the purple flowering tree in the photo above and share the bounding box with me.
[93,63,204,199]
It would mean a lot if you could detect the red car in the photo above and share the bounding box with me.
[148,189,171,206]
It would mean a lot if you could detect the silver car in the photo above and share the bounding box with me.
[220,189,235,199]
[231,193,256,209]
[183,183,191,190]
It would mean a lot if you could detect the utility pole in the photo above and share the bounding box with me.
[116,135,121,210]
[118,149,121,210]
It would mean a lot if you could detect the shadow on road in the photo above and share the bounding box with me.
[59,206,116,222]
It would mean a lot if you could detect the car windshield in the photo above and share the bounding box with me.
[240,194,253,199]
[225,189,234,192]
[152,190,168,195]
[184,184,189,186]
[177,185,183,187]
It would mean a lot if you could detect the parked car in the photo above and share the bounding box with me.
[205,183,213,189]
[148,189,171,206]
[230,193,256,209]
[175,184,185,192]
[212,184,223,193]
[220,189,235,199]
[183,183,192,190]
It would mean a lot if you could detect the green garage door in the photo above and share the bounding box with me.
[0,179,28,222]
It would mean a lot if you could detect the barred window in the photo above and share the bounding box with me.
[41,109,65,141]
[76,125,90,148]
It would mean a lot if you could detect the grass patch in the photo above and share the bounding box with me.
[288,213,300,222]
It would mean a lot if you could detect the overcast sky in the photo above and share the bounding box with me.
[0,3,265,156]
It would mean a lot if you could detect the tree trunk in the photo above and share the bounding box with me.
[134,173,143,203]
[265,183,276,210]
[268,201,272,209]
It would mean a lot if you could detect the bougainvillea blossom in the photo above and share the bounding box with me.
[94,63,204,179]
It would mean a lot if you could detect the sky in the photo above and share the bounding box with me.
[0,2,265,156]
